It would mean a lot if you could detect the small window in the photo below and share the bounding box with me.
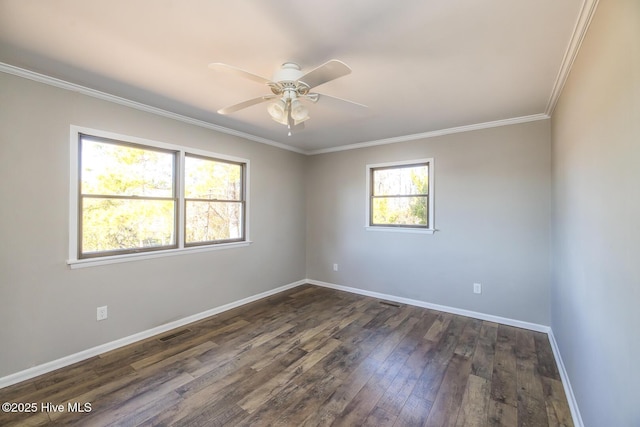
[366,159,434,233]
[184,154,245,245]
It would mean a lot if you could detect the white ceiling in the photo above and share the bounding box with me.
[0,0,587,153]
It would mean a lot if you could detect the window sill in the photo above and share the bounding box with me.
[67,241,253,269]
[365,226,436,235]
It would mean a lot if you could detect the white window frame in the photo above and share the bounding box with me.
[68,125,251,269]
[365,158,435,234]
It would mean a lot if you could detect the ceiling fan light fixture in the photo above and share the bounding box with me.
[290,99,309,122]
[267,99,287,121]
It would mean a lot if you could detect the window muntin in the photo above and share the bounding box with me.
[369,161,431,228]
[79,135,178,258]
[74,130,248,262]
[184,154,245,245]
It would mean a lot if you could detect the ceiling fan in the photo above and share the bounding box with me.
[209,60,366,135]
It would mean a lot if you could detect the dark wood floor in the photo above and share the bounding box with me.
[0,285,573,426]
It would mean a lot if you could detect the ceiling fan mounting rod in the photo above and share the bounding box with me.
[282,87,295,100]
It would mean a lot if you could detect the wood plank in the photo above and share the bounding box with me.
[490,325,518,407]
[424,353,472,426]
[300,356,381,426]
[413,315,468,402]
[488,399,518,427]
[541,376,574,427]
[330,349,410,427]
[454,374,490,427]
[515,328,545,403]
[424,312,453,342]
[174,402,248,427]
[534,332,561,380]
[376,338,434,416]
[179,346,307,401]
[370,315,420,362]
[238,319,386,425]
[362,305,399,330]
[394,392,433,426]
[160,348,308,426]
[130,340,214,372]
[297,305,368,354]
[270,328,392,426]
[386,310,438,358]
[248,300,364,372]
[471,321,498,381]
[237,338,342,412]
[301,321,429,427]
[517,394,548,427]
[454,318,483,358]
[50,367,194,424]
[363,406,397,426]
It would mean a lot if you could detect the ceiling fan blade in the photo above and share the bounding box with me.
[317,93,368,113]
[299,93,319,103]
[217,95,278,115]
[208,63,273,86]
[298,59,352,89]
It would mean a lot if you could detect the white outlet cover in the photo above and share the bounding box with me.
[473,283,482,294]
[97,306,108,321]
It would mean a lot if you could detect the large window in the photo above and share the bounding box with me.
[70,128,248,266]
[366,159,435,233]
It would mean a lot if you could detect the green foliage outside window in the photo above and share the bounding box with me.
[185,155,243,244]
[78,135,245,258]
[80,138,176,255]
[371,164,429,227]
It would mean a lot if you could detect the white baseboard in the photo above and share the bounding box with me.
[0,279,306,389]
[307,279,550,333]
[547,329,584,427]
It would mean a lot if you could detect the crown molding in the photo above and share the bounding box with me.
[545,0,600,115]
[307,113,550,155]
[0,62,307,155]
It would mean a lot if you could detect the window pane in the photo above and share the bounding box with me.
[82,198,176,254]
[186,201,243,244]
[81,137,174,197]
[185,156,242,200]
[372,165,428,196]
[372,196,428,226]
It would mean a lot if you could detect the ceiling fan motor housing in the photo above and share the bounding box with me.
[272,62,303,82]
[270,63,310,96]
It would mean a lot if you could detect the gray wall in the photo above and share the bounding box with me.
[551,0,640,425]
[0,73,307,377]
[306,120,552,325]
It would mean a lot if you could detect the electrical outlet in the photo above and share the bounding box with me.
[97,306,108,321]
[333,263,339,271]
[473,283,482,294]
